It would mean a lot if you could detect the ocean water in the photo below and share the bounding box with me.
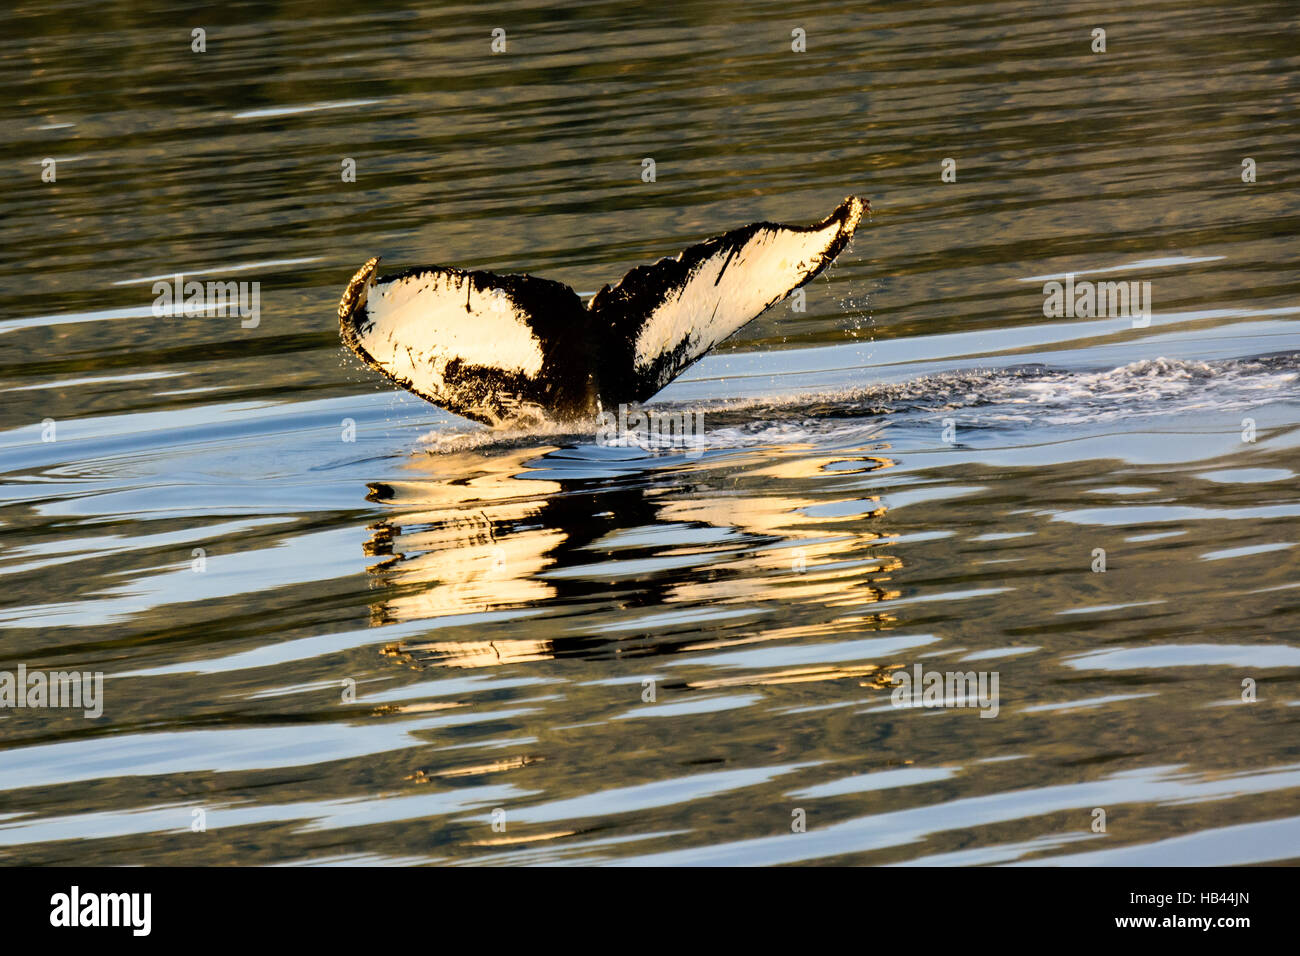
[1,0,1298,865]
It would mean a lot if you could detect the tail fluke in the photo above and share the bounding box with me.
[589,196,867,403]
[338,196,867,426]
[338,258,595,425]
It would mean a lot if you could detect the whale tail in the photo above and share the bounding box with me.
[339,196,868,426]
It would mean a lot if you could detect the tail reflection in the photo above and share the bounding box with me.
[363,441,901,669]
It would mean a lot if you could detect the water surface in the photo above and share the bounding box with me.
[1,0,1298,865]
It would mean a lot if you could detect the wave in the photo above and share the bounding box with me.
[416,353,1299,454]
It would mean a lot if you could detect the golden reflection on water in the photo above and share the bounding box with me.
[366,441,904,672]
[685,663,897,690]
[364,447,563,626]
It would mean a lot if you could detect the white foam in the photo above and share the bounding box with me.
[413,353,1298,454]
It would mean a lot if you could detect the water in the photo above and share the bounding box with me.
[1,0,1298,865]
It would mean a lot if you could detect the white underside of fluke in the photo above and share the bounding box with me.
[631,203,862,387]
[356,271,545,392]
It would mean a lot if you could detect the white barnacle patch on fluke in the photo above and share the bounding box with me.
[357,271,545,392]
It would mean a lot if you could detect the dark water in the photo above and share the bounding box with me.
[1,0,1298,865]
